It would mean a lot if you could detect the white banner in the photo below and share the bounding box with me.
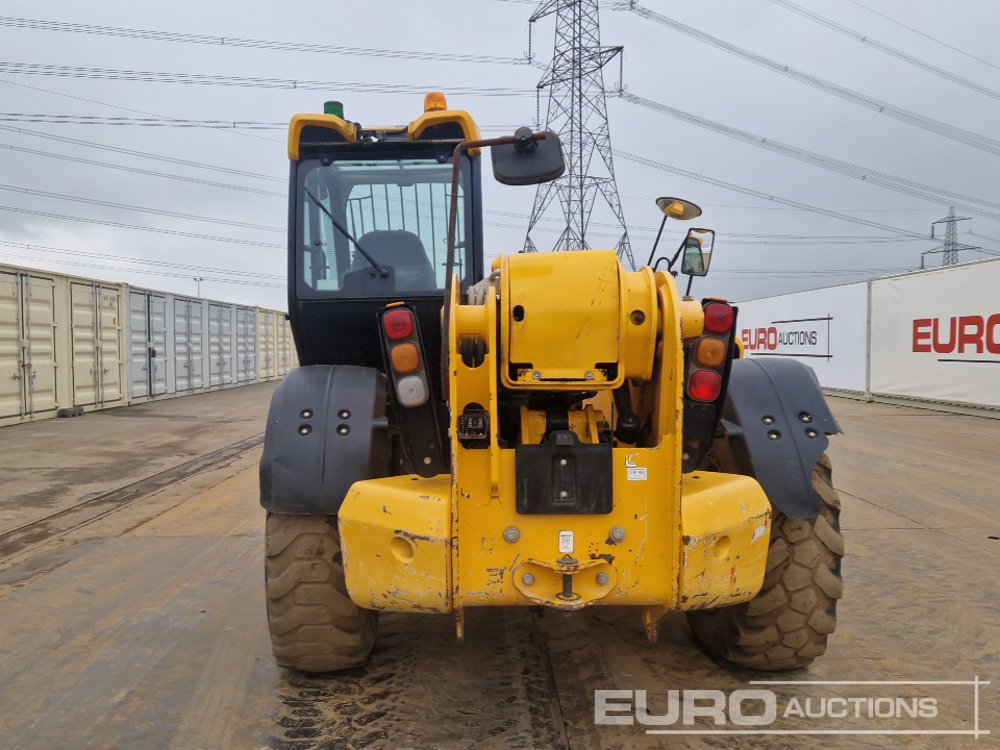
[736,282,869,393]
[870,259,1000,408]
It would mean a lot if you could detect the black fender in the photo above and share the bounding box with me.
[720,358,841,519]
[259,365,389,515]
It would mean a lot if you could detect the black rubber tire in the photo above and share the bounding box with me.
[265,513,377,673]
[687,451,844,670]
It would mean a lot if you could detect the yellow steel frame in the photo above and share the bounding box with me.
[338,251,772,622]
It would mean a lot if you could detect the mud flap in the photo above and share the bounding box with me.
[259,365,389,515]
[720,358,841,519]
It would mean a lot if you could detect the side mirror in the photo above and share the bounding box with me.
[491,128,565,186]
[680,228,715,277]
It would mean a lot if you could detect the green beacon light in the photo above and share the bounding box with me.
[323,100,345,119]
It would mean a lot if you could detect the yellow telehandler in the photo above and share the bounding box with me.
[260,94,843,673]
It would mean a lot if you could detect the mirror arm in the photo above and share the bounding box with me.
[442,130,551,396]
[684,273,695,297]
[645,213,669,268]
[665,238,687,273]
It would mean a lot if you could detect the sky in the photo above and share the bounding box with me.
[1,0,998,310]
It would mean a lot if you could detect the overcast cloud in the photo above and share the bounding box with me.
[0,0,997,309]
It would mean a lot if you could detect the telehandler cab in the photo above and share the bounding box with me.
[260,94,844,673]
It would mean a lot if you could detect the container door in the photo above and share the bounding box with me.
[276,323,284,377]
[234,308,244,383]
[257,313,271,381]
[174,298,192,391]
[243,309,257,382]
[25,275,57,414]
[208,304,220,387]
[128,291,150,400]
[278,321,291,376]
[235,308,251,383]
[0,271,24,418]
[149,295,168,395]
[220,306,233,385]
[189,300,205,390]
[97,285,123,406]
[70,282,100,407]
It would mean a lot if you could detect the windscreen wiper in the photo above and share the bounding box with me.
[303,186,389,278]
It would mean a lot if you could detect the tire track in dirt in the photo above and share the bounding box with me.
[261,608,569,750]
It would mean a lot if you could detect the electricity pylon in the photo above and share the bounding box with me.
[923,206,978,267]
[523,0,635,268]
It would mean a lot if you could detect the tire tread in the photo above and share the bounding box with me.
[265,513,377,673]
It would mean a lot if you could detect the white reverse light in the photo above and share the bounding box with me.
[395,375,429,407]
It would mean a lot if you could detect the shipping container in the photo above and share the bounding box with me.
[1,262,289,427]
[127,288,267,403]
[0,264,127,428]
[0,268,59,425]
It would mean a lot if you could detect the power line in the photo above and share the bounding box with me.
[968,232,1000,253]
[3,126,942,242]
[0,76,282,144]
[491,220,921,246]
[711,269,909,279]
[0,123,283,181]
[0,183,283,232]
[0,16,527,66]
[487,208,919,241]
[0,204,283,248]
[768,0,1000,103]
[844,0,1000,75]
[0,250,284,287]
[621,92,1000,222]
[619,4,1000,157]
[614,150,933,240]
[0,141,283,196]
[0,239,283,280]
[0,113,522,133]
[0,62,537,97]
[710,266,909,274]
[0,113,285,129]
[618,194,942,213]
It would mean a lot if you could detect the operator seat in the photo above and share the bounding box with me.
[351,230,437,291]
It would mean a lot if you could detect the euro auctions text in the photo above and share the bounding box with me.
[595,689,937,725]
[594,678,990,738]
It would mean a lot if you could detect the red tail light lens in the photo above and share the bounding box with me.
[383,309,414,340]
[688,369,722,402]
[704,303,734,334]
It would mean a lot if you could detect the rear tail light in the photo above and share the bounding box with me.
[379,305,430,408]
[383,308,414,340]
[377,303,446,476]
[695,337,726,368]
[688,369,722,402]
[389,342,421,374]
[704,302,734,334]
